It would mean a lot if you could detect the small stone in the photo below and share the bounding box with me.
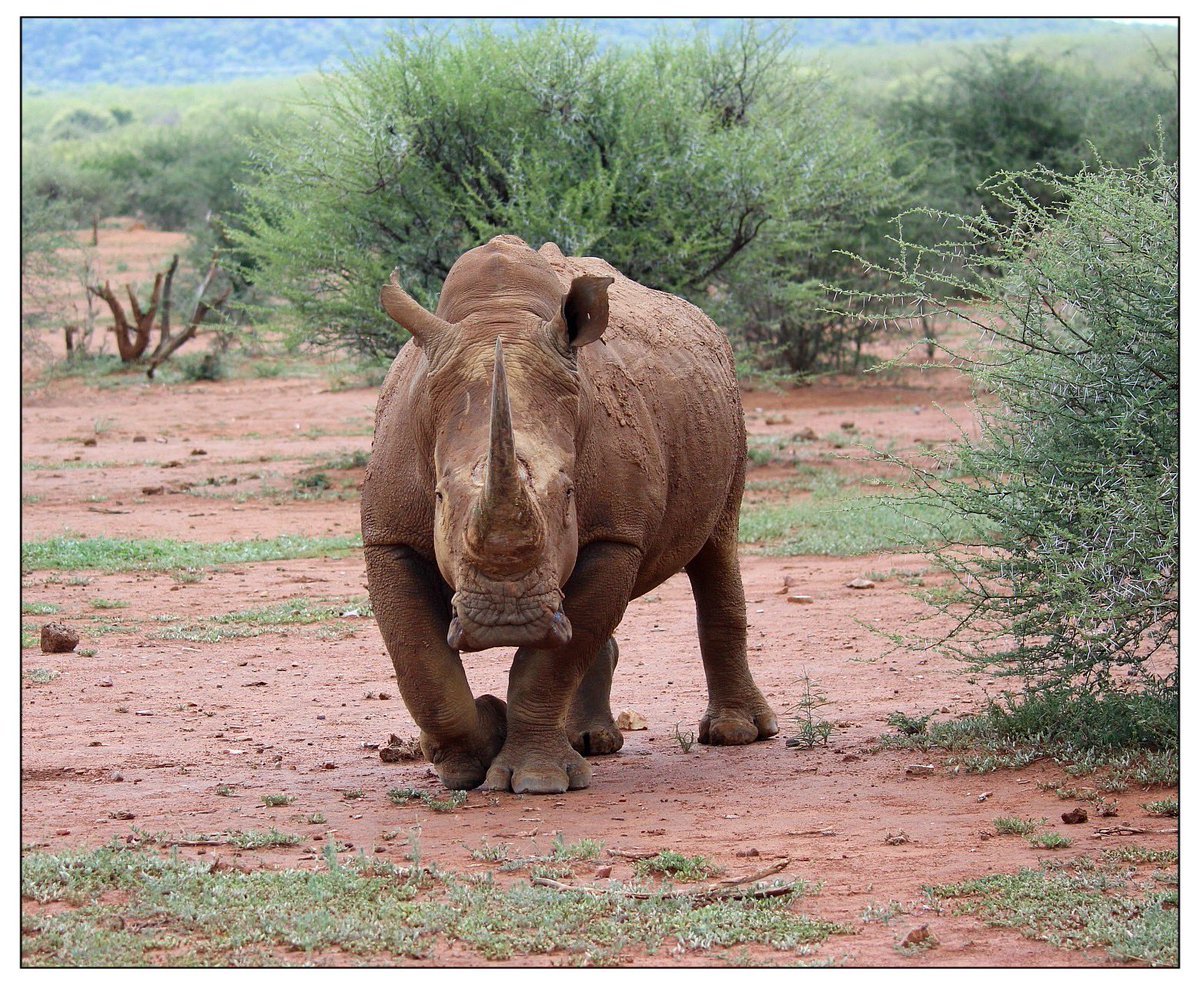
[97,677,113,687]
[142,485,165,496]
[846,578,876,590]
[1062,807,1088,824]
[735,847,760,857]
[594,865,613,878]
[901,925,934,948]
[905,764,936,776]
[787,594,814,604]
[190,448,207,456]
[132,435,147,443]
[616,710,648,731]
[40,622,79,653]
[839,421,856,431]
[83,437,97,447]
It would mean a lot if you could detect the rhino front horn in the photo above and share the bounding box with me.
[466,339,543,570]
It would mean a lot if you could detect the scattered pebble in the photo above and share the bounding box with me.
[1062,807,1088,824]
[787,595,814,604]
[41,622,79,654]
[901,925,934,949]
[846,578,876,590]
[616,710,647,731]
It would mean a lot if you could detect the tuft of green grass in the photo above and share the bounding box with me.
[1141,799,1178,818]
[1026,832,1073,850]
[90,598,129,610]
[21,533,362,573]
[261,794,295,808]
[387,788,467,813]
[886,710,932,736]
[739,490,989,556]
[926,863,1177,966]
[152,597,364,643]
[786,672,834,749]
[23,668,60,685]
[21,602,60,615]
[633,850,720,883]
[993,817,1043,836]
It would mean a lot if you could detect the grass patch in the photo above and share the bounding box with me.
[738,489,987,556]
[387,788,468,813]
[23,668,60,685]
[1141,799,1178,818]
[1026,832,1073,850]
[21,844,850,966]
[926,862,1177,966]
[152,597,367,643]
[90,598,129,610]
[992,817,1043,836]
[21,601,60,615]
[21,534,362,573]
[877,690,1178,783]
[633,851,720,883]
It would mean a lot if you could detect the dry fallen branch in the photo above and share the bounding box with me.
[532,858,794,902]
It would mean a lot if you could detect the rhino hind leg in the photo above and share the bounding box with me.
[566,636,624,756]
[685,526,779,746]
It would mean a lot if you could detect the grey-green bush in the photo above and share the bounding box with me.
[230,21,909,364]
[875,151,1178,724]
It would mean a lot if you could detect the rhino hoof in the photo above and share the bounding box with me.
[699,709,778,745]
[568,724,624,757]
[483,745,592,794]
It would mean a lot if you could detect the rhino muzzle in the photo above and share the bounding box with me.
[447,589,572,652]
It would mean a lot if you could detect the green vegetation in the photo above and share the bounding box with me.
[739,488,987,555]
[386,788,468,813]
[1142,799,1178,818]
[634,851,720,883]
[1026,832,1073,850]
[151,597,367,643]
[23,668,60,685]
[261,795,295,808]
[867,151,1178,740]
[992,817,1043,836]
[21,533,361,573]
[786,672,834,749]
[926,862,1177,965]
[231,20,909,369]
[21,843,849,966]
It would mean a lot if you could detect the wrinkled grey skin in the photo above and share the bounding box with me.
[362,235,777,794]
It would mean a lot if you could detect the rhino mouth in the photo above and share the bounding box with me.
[447,588,572,652]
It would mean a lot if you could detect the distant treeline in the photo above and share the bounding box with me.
[22,15,1132,91]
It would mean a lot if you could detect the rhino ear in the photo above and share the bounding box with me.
[561,275,613,348]
[380,270,452,348]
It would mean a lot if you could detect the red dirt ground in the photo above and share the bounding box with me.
[19,240,1178,967]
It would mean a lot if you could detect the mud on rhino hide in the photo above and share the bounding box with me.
[361,234,777,794]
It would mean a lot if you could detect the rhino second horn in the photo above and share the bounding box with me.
[379,270,452,347]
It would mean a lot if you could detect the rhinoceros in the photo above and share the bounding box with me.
[362,235,777,794]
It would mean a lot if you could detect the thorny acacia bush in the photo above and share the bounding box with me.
[862,153,1178,734]
[230,21,908,366]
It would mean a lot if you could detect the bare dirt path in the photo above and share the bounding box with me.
[20,364,1177,967]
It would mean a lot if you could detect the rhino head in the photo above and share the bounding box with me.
[380,239,613,653]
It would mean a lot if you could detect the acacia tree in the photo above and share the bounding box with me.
[230,21,908,365]
[873,152,1178,740]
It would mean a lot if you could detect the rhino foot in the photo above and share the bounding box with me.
[567,717,624,757]
[420,693,507,790]
[698,706,778,746]
[483,733,592,794]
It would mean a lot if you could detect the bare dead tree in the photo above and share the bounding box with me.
[146,253,231,378]
[87,271,164,362]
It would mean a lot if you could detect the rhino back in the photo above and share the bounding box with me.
[545,249,745,592]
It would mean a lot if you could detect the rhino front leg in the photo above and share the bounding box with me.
[365,544,507,790]
[485,543,641,794]
[685,528,778,745]
[567,636,624,756]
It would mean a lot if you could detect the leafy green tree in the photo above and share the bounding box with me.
[231,21,908,363]
[876,152,1178,722]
